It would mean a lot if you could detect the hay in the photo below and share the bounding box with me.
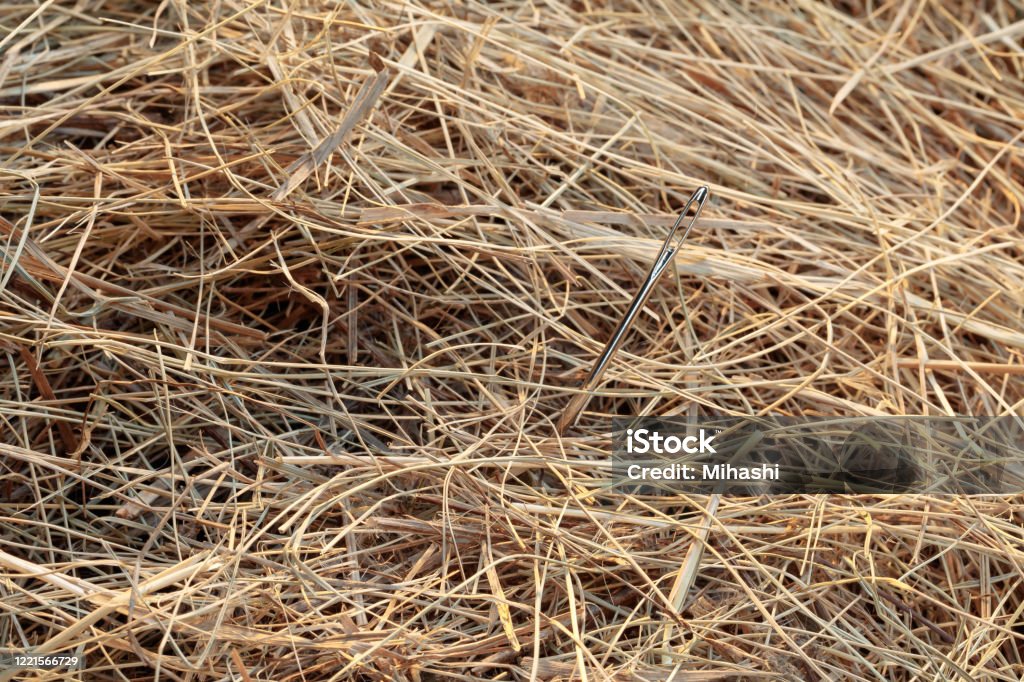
[1,1,1023,680]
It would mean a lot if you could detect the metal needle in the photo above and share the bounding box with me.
[556,185,709,434]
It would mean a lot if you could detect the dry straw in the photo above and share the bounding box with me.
[1,1,1023,680]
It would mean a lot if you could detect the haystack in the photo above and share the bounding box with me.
[1,2,1023,679]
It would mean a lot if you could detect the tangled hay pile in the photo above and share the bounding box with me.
[2,1,1023,679]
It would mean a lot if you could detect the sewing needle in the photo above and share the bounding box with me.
[557,185,709,434]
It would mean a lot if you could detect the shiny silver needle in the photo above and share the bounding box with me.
[557,185,709,435]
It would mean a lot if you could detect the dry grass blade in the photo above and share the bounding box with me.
[270,58,391,202]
